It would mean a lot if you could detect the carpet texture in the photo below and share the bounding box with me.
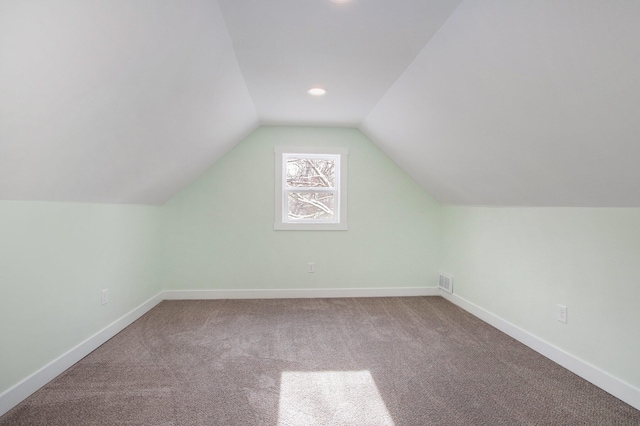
[1,297,639,425]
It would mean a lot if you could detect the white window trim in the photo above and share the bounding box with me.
[274,146,348,231]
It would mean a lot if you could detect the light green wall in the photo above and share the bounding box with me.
[162,126,442,290]
[441,206,640,389]
[6,125,638,406]
[0,201,162,394]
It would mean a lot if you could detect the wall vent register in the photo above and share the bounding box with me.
[438,274,453,294]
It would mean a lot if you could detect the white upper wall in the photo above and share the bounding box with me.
[362,0,640,206]
[0,0,257,204]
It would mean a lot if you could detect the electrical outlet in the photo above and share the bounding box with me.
[101,289,109,305]
[557,304,567,323]
[308,263,315,273]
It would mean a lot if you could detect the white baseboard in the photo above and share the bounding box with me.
[440,291,640,411]
[5,287,636,418]
[0,293,164,418]
[162,286,439,300]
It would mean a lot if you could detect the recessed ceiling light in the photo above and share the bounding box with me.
[307,87,327,96]
[330,0,352,3]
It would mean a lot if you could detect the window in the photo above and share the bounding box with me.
[274,147,348,230]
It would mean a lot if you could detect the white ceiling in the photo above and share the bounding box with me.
[217,0,461,127]
[0,0,257,204]
[362,1,640,206]
[2,0,640,206]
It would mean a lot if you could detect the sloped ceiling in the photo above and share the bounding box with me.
[0,0,258,204]
[362,1,640,206]
[2,0,640,206]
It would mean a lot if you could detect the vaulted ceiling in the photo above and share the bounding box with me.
[2,1,639,206]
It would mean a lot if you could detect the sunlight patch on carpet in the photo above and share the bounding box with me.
[277,370,394,426]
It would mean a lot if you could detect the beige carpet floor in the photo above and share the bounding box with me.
[1,297,639,425]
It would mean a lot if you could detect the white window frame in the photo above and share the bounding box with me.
[274,146,348,231]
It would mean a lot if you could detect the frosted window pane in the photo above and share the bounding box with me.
[287,159,335,188]
[287,192,334,220]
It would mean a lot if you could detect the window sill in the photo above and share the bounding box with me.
[274,222,348,231]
